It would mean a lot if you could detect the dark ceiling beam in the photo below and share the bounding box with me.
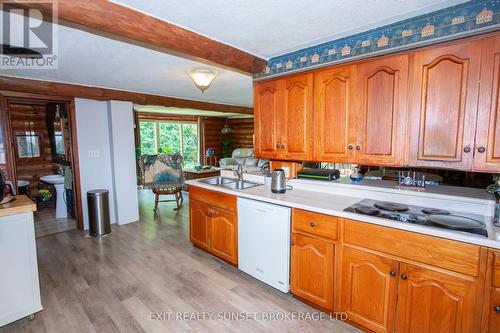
[12,0,267,74]
[0,76,254,114]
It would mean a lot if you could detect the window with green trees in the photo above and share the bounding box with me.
[139,120,199,168]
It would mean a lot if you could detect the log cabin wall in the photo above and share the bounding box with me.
[9,102,57,195]
[227,118,254,149]
[201,117,226,160]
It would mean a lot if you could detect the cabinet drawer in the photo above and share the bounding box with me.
[292,209,338,240]
[189,186,237,212]
[344,219,481,277]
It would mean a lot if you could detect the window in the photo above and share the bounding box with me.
[139,120,199,168]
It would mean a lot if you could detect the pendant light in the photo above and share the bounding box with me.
[188,68,217,93]
[221,118,233,134]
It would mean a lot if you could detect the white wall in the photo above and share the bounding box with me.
[74,98,117,230]
[107,100,139,225]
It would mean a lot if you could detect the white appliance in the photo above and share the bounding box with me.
[0,212,42,327]
[238,198,291,293]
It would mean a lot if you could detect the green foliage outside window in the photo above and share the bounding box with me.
[139,120,199,168]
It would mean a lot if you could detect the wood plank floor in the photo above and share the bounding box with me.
[0,190,359,333]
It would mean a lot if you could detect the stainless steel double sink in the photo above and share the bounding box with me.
[198,177,262,190]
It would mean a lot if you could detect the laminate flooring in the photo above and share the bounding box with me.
[0,190,359,333]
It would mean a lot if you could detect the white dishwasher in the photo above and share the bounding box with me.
[237,197,291,293]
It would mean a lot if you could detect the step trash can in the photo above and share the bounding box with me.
[87,189,111,237]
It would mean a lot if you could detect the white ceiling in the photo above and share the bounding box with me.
[0,11,254,107]
[112,0,466,58]
[0,1,466,108]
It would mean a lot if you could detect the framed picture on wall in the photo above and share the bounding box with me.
[16,134,41,158]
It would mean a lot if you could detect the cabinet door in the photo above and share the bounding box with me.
[313,65,356,162]
[408,41,481,169]
[396,263,480,333]
[254,80,281,159]
[489,288,500,333]
[189,200,211,250]
[281,73,314,160]
[356,55,409,166]
[475,36,500,172]
[290,233,334,311]
[210,207,238,265]
[341,246,398,333]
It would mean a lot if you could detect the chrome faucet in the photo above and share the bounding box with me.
[234,165,244,182]
[487,178,500,227]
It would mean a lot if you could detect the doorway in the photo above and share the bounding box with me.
[0,92,83,236]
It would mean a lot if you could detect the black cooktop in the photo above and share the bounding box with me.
[344,199,488,237]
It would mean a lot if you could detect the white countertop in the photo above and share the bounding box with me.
[187,177,500,249]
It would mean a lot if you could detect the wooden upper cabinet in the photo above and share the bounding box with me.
[408,40,482,169]
[254,80,281,159]
[313,65,356,162]
[281,73,314,160]
[341,246,398,333]
[396,263,480,333]
[355,55,409,166]
[475,36,500,172]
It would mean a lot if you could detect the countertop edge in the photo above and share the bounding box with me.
[186,180,500,250]
[0,195,37,218]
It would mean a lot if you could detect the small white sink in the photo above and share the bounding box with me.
[40,175,67,218]
[40,175,64,185]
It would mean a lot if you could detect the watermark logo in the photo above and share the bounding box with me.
[0,0,58,69]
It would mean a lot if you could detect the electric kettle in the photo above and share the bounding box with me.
[271,169,287,194]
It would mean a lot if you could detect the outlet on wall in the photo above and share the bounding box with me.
[282,166,290,178]
[87,150,100,158]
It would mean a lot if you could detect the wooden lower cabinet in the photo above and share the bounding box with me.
[341,246,398,333]
[485,249,500,333]
[189,200,210,250]
[189,198,238,265]
[489,289,500,332]
[209,207,238,264]
[290,233,335,311]
[396,263,479,333]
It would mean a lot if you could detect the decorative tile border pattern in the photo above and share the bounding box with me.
[255,0,500,79]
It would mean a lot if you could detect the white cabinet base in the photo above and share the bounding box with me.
[0,212,42,327]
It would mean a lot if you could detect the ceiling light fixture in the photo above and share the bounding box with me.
[188,68,217,93]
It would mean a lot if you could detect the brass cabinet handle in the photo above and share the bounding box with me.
[276,144,280,148]
[389,271,396,277]
[290,240,295,246]
[355,144,361,151]
[494,306,500,314]
[401,274,408,280]
[280,144,286,149]
[463,146,471,153]
[309,221,316,227]
[478,146,486,153]
[348,144,354,150]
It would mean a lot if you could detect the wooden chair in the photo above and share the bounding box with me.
[138,153,184,212]
[152,186,183,211]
